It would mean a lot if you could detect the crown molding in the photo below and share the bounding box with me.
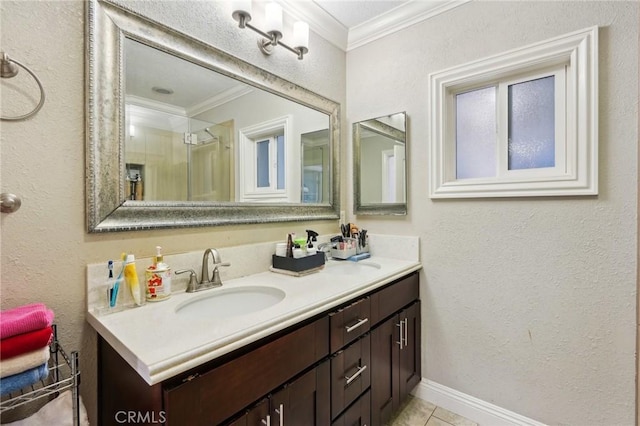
[348,0,472,51]
[278,0,349,50]
[279,0,470,52]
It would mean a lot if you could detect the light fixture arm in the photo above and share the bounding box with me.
[234,11,308,60]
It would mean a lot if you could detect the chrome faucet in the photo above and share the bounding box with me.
[176,248,231,292]
[201,248,229,287]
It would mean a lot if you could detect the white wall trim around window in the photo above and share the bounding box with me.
[429,26,598,198]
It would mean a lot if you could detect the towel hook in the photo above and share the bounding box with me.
[1,52,46,121]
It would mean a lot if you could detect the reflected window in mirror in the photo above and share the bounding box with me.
[354,112,407,216]
[239,117,289,202]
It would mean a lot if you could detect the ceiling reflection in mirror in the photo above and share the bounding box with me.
[124,38,330,204]
[353,112,407,215]
[86,0,340,232]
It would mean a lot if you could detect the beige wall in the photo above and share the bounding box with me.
[347,1,638,424]
[0,1,345,424]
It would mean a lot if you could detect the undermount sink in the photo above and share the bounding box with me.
[175,286,285,318]
[324,260,381,275]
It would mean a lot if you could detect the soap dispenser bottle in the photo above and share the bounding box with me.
[145,246,172,302]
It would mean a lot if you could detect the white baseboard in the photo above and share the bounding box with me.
[412,379,547,426]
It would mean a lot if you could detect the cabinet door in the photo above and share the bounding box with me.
[270,360,330,426]
[398,301,421,402]
[370,314,400,426]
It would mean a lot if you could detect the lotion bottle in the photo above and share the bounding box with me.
[123,254,143,306]
[145,246,172,302]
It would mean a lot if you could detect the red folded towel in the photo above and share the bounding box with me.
[1,326,53,360]
[0,303,54,340]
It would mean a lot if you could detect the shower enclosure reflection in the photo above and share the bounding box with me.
[126,105,233,202]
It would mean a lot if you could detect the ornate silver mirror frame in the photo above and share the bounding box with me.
[353,112,407,215]
[86,0,340,232]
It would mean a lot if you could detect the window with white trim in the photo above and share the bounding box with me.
[429,26,598,198]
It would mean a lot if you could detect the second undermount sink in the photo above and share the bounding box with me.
[175,286,285,318]
[324,260,381,275]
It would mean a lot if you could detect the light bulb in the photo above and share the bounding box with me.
[293,21,309,50]
[265,2,283,35]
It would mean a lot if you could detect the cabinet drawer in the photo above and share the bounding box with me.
[330,297,370,353]
[331,334,371,420]
[370,272,419,326]
[163,316,329,426]
[331,389,371,426]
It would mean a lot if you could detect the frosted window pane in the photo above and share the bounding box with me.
[276,135,285,190]
[256,139,269,188]
[456,87,497,179]
[508,76,555,170]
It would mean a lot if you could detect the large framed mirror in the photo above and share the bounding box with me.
[353,112,407,215]
[86,0,340,232]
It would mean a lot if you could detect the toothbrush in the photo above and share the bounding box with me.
[110,254,126,308]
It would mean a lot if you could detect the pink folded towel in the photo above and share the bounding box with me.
[0,303,54,340]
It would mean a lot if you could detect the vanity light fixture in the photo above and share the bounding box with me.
[232,1,309,60]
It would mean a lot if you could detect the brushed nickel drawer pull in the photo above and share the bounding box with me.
[345,365,367,385]
[345,317,369,333]
[396,321,404,349]
[275,404,284,425]
[261,415,271,426]
[403,318,409,348]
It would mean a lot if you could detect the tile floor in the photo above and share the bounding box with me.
[388,395,478,426]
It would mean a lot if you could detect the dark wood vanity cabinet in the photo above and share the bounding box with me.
[98,271,420,426]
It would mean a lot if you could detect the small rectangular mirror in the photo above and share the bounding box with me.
[353,112,407,215]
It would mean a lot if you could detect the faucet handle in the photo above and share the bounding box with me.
[211,262,230,285]
[176,269,199,292]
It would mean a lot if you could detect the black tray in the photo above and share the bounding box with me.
[272,252,325,272]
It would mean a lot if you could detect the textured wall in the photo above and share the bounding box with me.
[0,1,345,424]
[346,1,638,425]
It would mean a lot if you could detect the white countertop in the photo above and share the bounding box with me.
[87,256,421,385]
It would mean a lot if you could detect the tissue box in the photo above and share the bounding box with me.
[272,252,325,273]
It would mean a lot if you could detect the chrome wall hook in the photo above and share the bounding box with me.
[1,52,46,121]
[1,193,22,213]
